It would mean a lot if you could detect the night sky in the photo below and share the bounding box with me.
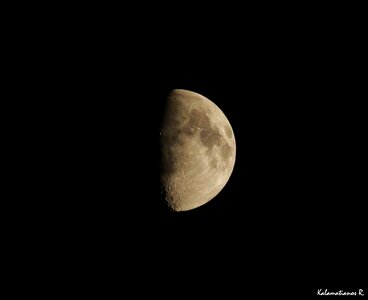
[124,40,365,295]
[62,8,365,297]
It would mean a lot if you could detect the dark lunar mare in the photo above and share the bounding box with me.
[161,102,232,178]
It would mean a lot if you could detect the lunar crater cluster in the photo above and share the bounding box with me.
[160,89,236,212]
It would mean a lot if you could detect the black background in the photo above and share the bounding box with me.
[102,43,364,296]
[51,6,366,297]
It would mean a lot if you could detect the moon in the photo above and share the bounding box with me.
[160,89,236,212]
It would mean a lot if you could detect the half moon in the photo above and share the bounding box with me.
[160,89,236,211]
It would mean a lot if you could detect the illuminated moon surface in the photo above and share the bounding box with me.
[160,89,236,211]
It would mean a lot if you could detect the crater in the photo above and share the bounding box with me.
[225,125,233,139]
